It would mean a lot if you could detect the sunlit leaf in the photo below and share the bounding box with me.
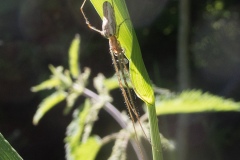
[108,130,128,160]
[31,78,60,92]
[65,100,91,150]
[89,0,155,105]
[156,90,240,115]
[103,76,120,91]
[104,75,133,91]
[69,34,81,78]
[81,67,91,83]
[65,92,82,113]
[68,136,101,160]
[65,100,102,160]
[87,2,163,159]
[67,92,80,108]
[49,65,64,74]
[49,65,72,88]
[33,91,67,125]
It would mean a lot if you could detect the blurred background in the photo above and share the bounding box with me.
[1,0,240,159]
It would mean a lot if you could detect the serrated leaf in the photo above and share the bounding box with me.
[156,90,240,115]
[65,92,82,113]
[69,34,81,78]
[49,65,64,74]
[65,100,91,149]
[77,136,101,160]
[49,65,72,88]
[65,100,102,160]
[89,0,155,105]
[103,76,120,91]
[67,92,80,108]
[33,91,67,125]
[103,75,133,92]
[70,136,101,160]
[31,78,60,92]
[108,130,128,160]
[0,133,23,160]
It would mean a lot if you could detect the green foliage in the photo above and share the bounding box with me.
[32,34,103,159]
[0,133,23,160]
[31,77,61,92]
[31,33,240,160]
[90,0,154,105]
[72,137,101,160]
[32,35,90,124]
[69,34,80,79]
[156,90,240,115]
[65,100,101,160]
[88,1,163,159]
[31,65,72,92]
[33,91,67,125]
[30,1,240,160]
[32,34,136,159]
[103,76,121,91]
[108,130,128,160]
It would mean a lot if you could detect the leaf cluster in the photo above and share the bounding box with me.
[31,34,152,160]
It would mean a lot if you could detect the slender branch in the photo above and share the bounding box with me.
[82,88,148,159]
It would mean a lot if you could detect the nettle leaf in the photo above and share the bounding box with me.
[49,65,72,88]
[156,90,240,115]
[31,78,61,92]
[74,136,101,160]
[69,34,81,79]
[65,100,102,160]
[33,91,67,125]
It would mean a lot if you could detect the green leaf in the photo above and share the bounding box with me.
[104,75,133,91]
[49,65,72,88]
[73,136,101,160]
[0,133,23,160]
[69,34,81,79]
[156,90,240,115]
[65,100,102,160]
[49,65,64,75]
[108,130,128,160]
[33,91,67,125]
[89,0,155,105]
[86,2,163,159]
[31,78,61,92]
[66,92,81,109]
[104,76,120,91]
[65,100,91,151]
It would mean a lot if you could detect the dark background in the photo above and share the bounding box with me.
[1,0,240,159]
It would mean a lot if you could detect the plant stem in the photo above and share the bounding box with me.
[83,88,147,159]
[147,103,164,160]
